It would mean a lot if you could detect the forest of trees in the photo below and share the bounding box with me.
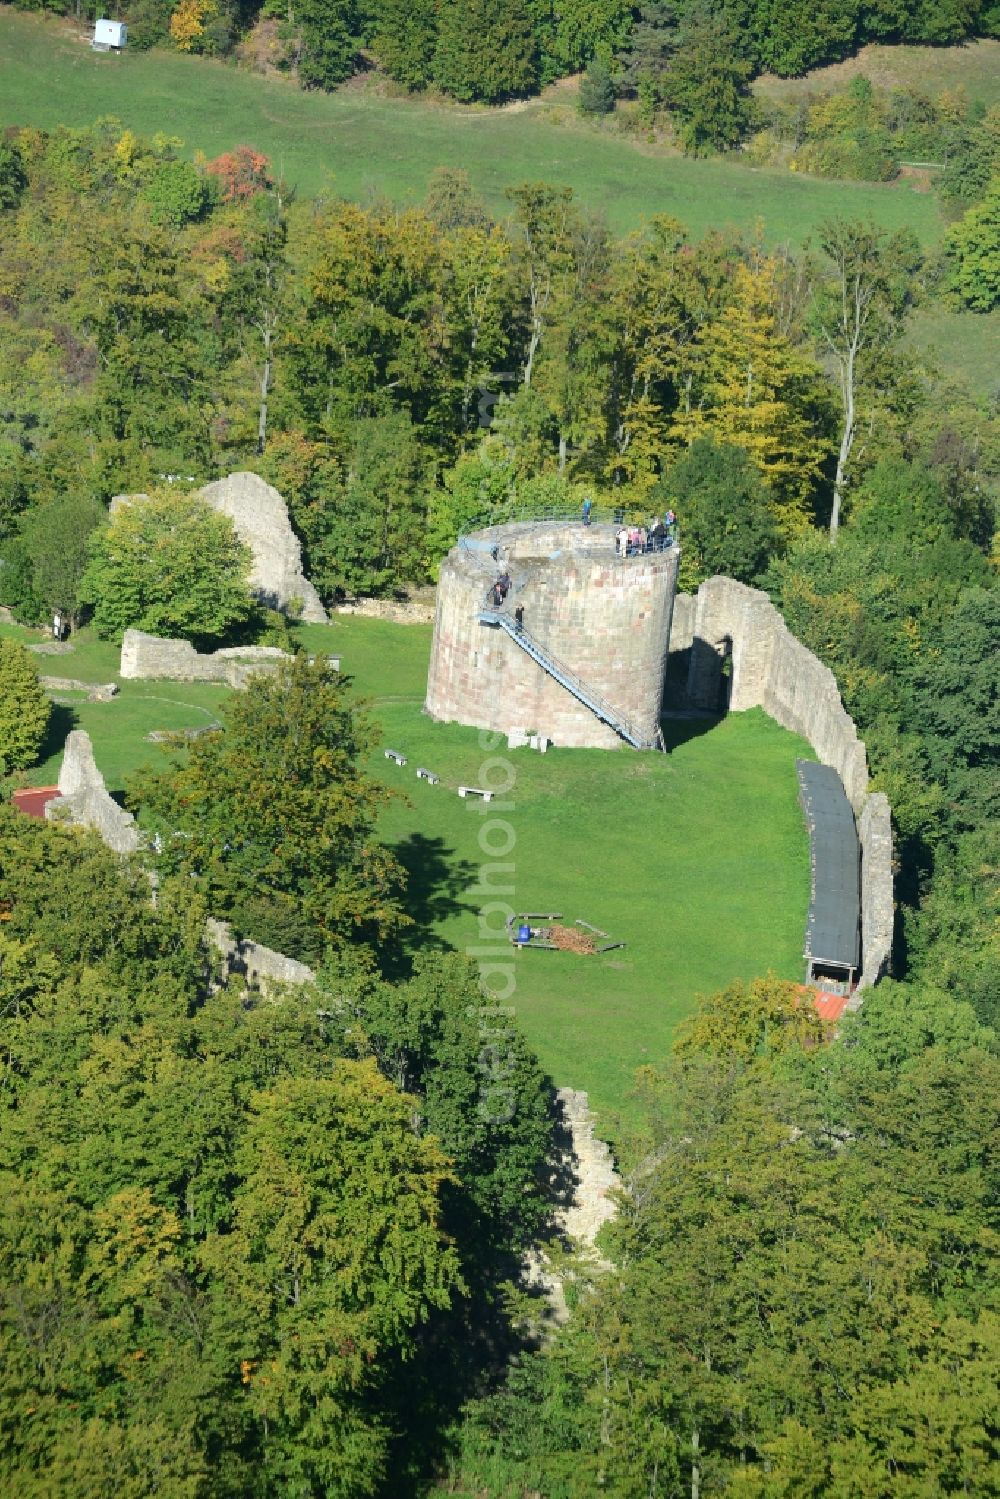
[0,113,998,1493]
[0,794,557,1493]
[2,0,999,105]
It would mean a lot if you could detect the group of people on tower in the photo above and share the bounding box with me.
[616,511,676,557]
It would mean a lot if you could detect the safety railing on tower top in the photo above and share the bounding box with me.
[459,496,675,533]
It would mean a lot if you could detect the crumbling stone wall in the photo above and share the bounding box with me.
[667,591,696,654]
[45,730,140,855]
[673,576,894,986]
[42,732,318,992]
[198,472,327,622]
[121,630,291,687]
[334,597,436,625]
[205,918,317,991]
[856,793,894,994]
[111,473,327,623]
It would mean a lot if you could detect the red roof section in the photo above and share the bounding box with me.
[11,787,60,819]
[811,989,853,1023]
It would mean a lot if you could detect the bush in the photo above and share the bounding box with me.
[0,639,51,775]
[143,159,212,227]
[11,493,106,632]
[656,437,782,587]
[945,182,1000,311]
[0,139,28,213]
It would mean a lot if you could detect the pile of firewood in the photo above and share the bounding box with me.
[547,924,597,955]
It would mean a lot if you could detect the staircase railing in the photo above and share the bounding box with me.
[478,599,656,750]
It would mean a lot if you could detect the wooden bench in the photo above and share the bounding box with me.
[416,768,440,784]
[458,785,493,801]
[384,749,407,766]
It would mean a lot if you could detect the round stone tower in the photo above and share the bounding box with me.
[425,521,680,749]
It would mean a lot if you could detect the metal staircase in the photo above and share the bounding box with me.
[478,605,657,750]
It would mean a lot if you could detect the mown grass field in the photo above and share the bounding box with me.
[2,623,231,789]
[7,614,812,1130]
[0,10,945,246]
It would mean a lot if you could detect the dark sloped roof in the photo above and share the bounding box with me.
[796,760,860,972]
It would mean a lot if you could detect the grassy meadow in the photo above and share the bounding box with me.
[0,9,946,246]
[8,613,812,1132]
[754,38,1000,109]
[906,303,1000,404]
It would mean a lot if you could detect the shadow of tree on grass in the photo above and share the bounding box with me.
[381,831,479,980]
[36,701,78,770]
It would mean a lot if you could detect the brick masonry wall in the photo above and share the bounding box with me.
[426,523,680,749]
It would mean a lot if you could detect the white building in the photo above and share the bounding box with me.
[92,18,127,50]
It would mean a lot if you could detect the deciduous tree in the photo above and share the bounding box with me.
[673,259,830,536]
[659,436,781,585]
[945,181,1000,312]
[9,491,105,632]
[80,488,253,644]
[813,220,920,538]
[130,653,406,964]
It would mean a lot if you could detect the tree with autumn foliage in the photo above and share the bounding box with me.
[672,972,830,1061]
[672,258,832,536]
[204,145,272,203]
[168,0,218,52]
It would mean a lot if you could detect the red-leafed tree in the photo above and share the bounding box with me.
[205,145,272,203]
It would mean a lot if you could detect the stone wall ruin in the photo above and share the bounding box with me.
[197,472,327,623]
[120,629,292,687]
[111,471,327,624]
[45,729,140,855]
[669,576,894,988]
[205,918,317,991]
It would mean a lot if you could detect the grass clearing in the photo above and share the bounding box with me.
[9,613,811,1131]
[3,621,230,789]
[369,700,812,1133]
[0,10,945,246]
[906,303,1000,404]
[755,39,1000,109]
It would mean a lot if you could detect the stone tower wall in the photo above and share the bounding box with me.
[425,523,680,749]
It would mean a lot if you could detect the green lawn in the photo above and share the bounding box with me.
[0,10,945,246]
[906,303,1000,404]
[8,613,811,1132]
[755,38,1000,109]
[3,621,230,790]
[367,699,812,1133]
